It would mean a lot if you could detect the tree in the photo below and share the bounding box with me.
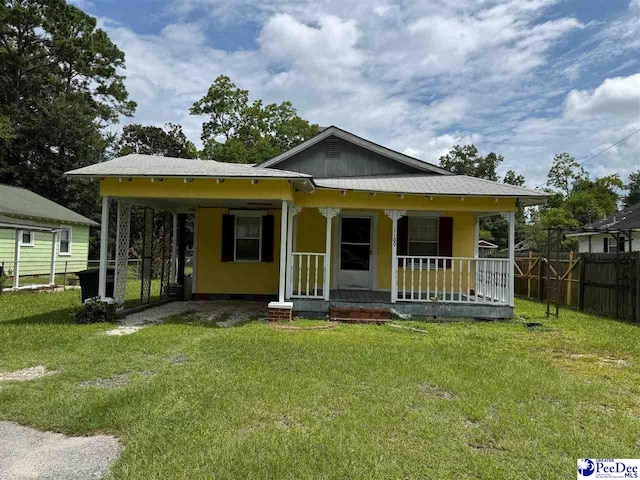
[0,0,135,221]
[190,75,318,163]
[565,175,623,225]
[438,145,502,181]
[503,170,525,187]
[546,153,586,197]
[624,170,640,207]
[117,124,197,158]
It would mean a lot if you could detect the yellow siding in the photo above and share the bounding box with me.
[100,178,294,201]
[101,176,515,296]
[294,208,477,292]
[195,208,281,295]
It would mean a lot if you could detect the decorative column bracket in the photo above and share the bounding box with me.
[318,207,341,300]
[384,210,406,303]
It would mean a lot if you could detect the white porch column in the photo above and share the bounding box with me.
[170,213,178,283]
[285,205,301,299]
[319,207,340,300]
[278,200,289,303]
[507,211,516,307]
[49,231,58,285]
[98,197,110,300]
[385,210,406,303]
[113,201,131,306]
[473,216,480,258]
[13,230,21,289]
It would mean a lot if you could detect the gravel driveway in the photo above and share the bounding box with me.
[0,422,121,479]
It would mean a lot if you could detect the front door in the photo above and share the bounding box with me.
[338,216,372,289]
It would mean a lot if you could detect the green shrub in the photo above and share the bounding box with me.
[75,298,116,324]
[0,274,8,295]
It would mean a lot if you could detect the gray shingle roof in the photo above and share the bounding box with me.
[314,175,549,202]
[571,202,640,233]
[0,184,97,226]
[65,154,311,179]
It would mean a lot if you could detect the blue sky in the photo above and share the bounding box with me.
[72,0,639,188]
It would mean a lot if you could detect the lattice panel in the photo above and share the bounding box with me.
[141,208,154,304]
[159,212,172,298]
[114,202,131,306]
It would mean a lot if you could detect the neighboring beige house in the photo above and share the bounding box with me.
[567,202,640,253]
[0,184,97,287]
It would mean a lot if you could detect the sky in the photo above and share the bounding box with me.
[71,0,640,189]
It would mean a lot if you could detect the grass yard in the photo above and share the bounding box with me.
[0,290,639,479]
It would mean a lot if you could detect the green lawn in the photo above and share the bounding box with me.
[0,291,639,479]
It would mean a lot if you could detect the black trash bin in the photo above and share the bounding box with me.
[76,268,115,303]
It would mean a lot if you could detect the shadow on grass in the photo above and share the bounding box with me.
[0,307,80,326]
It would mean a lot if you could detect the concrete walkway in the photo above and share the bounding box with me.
[0,421,121,479]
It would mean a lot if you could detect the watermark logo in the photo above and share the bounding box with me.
[578,459,640,479]
[577,459,595,477]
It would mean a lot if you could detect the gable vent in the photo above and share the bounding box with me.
[325,138,340,158]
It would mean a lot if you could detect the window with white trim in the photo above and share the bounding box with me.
[59,228,71,255]
[408,217,438,256]
[604,236,625,253]
[235,216,261,261]
[19,231,35,247]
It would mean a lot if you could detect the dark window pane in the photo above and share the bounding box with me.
[341,218,371,244]
[340,244,370,270]
[236,239,260,260]
[408,242,438,256]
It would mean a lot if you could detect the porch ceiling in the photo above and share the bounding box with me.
[112,197,283,213]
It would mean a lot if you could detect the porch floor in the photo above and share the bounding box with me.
[292,289,513,320]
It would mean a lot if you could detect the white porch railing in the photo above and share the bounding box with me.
[396,256,511,304]
[290,252,325,299]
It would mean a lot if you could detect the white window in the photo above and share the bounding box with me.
[19,231,35,247]
[59,228,72,255]
[235,216,261,261]
[408,217,438,256]
[604,236,625,253]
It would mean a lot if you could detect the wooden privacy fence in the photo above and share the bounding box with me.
[514,251,640,323]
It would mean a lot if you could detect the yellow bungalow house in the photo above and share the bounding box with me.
[66,126,548,320]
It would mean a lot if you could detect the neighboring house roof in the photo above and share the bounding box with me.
[313,174,548,204]
[0,214,60,231]
[478,240,498,248]
[66,154,312,180]
[567,202,640,235]
[0,184,97,226]
[254,125,453,175]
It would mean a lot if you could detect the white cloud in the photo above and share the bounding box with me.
[564,74,640,119]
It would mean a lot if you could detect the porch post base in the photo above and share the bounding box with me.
[268,301,294,322]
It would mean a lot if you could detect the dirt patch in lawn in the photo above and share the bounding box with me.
[0,365,59,382]
[549,350,631,368]
[418,383,456,400]
[80,373,130,389]
[163,353,189,365]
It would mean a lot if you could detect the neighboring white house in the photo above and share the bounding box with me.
[478,239,499,257]
[567,202,640,253]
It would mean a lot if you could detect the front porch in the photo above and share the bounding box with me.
[293,289,513,319]
[275,202,516,319]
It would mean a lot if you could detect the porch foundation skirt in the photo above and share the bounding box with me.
[268,301,294,321]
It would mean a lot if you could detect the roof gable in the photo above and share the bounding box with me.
[255,126,452,176]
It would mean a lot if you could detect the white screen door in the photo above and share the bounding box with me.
[338,216,372,289]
